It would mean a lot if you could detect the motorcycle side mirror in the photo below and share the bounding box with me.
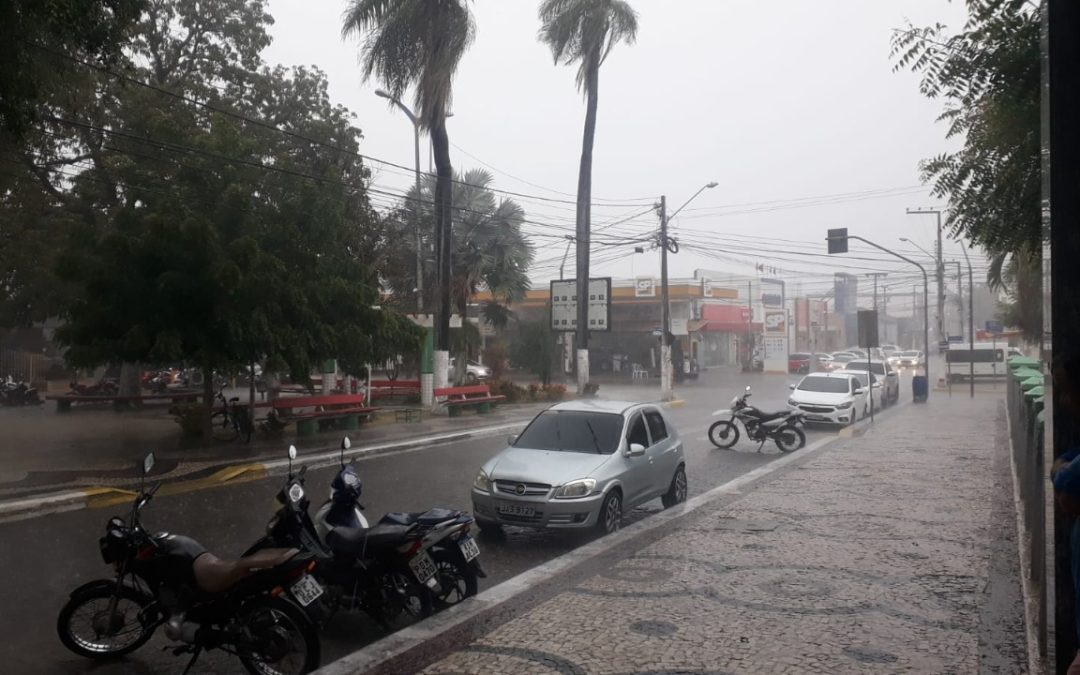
[142,453,155,475]
[341,436,351,450]
[745,385,751,393]
[288,445,297,461]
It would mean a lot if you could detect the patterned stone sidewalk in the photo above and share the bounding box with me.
[419,397,1025,675]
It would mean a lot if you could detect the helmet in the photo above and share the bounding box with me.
[330,464,362,502]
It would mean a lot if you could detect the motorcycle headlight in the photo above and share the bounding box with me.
[473,469,492,493]
[554,478,596,499]
[288,483,304,503]
[836,401,853,410]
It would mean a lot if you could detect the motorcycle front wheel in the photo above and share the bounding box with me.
[238,596,321,675]
[708,420,740,449]
[57,583,156,659]
[774,427,806,453]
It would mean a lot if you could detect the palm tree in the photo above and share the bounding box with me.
[538,0,637,389]
[382,170,534,382]
[342,0,476,367]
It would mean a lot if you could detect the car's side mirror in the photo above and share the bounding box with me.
[853,387,863,394]
[507,434,518,446]
[627,443,646,457]
[789,384,796,390]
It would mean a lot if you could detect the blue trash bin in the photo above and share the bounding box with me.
[912,375,928,403]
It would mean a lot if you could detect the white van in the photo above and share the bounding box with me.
[944,342,1008,381]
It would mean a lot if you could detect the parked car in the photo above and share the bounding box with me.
[827,352,857,370]
[787,372,864,426]
[836,369,882,416]
[843,359,900,405]
[788,353,812,374]
[449,358,491,383]
[471,400,687,536]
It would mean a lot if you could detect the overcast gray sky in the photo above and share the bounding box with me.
[263,0,975,311]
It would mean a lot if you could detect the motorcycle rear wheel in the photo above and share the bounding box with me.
[431,547,479,609]
[238,596,321,675]
[774,427,806,453]
[374,571,433,630]
[57,583,155,659]
[708,421,740,449]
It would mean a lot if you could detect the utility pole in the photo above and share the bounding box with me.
[659,195,673,400]
[746,280,753,370]
[958,242,975,399]
[951,261,964,339]
[906,208,946,348]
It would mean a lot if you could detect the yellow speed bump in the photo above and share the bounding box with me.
[83,463,268,509]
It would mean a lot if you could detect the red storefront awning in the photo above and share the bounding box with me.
[699,304,759,333]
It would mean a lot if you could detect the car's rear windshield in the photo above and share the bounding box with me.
[832,354,855,361]
[797,377,851,393]
[844,361,886,375]
[513,411,624,454]
[842,372,876,387]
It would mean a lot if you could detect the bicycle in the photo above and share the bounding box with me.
[211,386,253,443]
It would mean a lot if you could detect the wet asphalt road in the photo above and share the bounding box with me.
[0,373,856,674]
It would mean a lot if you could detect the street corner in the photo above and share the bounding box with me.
[665,399,687,409]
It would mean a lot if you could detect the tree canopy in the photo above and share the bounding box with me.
[891,0,1040,337]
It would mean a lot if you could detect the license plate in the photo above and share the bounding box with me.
[290,575,323,607]
[497,503,535,517]
[458,535,480,562]
[409,550,437,584]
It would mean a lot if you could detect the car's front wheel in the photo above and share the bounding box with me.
[596,490,622,536]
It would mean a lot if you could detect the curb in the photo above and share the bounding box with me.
[315,431,847,675]
[0,420,532,522]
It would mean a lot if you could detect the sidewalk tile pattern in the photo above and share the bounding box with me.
[419,399,1013,674]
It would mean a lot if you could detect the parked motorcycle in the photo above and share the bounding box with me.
[1,376,41,406]
[56,452,322,674]
[311,437,484,609]
[708,386,806,452]
[245,440,477,629]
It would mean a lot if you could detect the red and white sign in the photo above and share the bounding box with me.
[764,311,786,335]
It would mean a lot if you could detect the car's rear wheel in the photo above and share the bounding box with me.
[661,466,687,508]
[596,490,622,536]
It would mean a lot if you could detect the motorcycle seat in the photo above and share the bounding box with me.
[380,507,460,528]
[746,409,790,422]
[193,547,299,594]
[325,523,413,557]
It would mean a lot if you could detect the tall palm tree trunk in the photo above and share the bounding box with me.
[432,116,454,391]
[574,55,599,392]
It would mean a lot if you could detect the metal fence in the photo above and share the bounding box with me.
[1007,359,1049,664]
[0,348,48,384]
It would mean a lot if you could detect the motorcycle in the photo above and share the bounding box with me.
[311,437,484,609]
[708,385,806,453]
[1,376,41,406]
[245,440,478,629]
[56,452,322,675]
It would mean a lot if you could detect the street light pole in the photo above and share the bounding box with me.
[906,209,946,349]
[830,232,931,396]
[659,182,717,401]
[375,90,424,314]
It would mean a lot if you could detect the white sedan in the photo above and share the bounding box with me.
[787,372,865,426]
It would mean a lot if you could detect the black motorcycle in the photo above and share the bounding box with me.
[245,442,449,630]
[311,437,484,609]
[1,376,41,406]
[57,452,321,675]
[708,385,806,452]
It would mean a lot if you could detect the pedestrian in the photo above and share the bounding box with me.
[1050,355,1080,674]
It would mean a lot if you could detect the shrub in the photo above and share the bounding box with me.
[544,383,567,401]
[170,403,207,438]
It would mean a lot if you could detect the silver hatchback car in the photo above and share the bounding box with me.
[471,400,687,536]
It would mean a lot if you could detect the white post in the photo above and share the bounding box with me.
[660,343,673,400]
[433,350,449,410]
[576,349,589,394]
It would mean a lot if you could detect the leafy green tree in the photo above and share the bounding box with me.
[511,319,557,385]
[538,0,637,383]
[0,0,143,137]
[891,0,1040,338]
[343,0,476,358]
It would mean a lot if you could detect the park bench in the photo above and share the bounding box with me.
[434,385,504,417]
[271,393,378,437]
[369,379,420,403]
[47,391,202,413]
